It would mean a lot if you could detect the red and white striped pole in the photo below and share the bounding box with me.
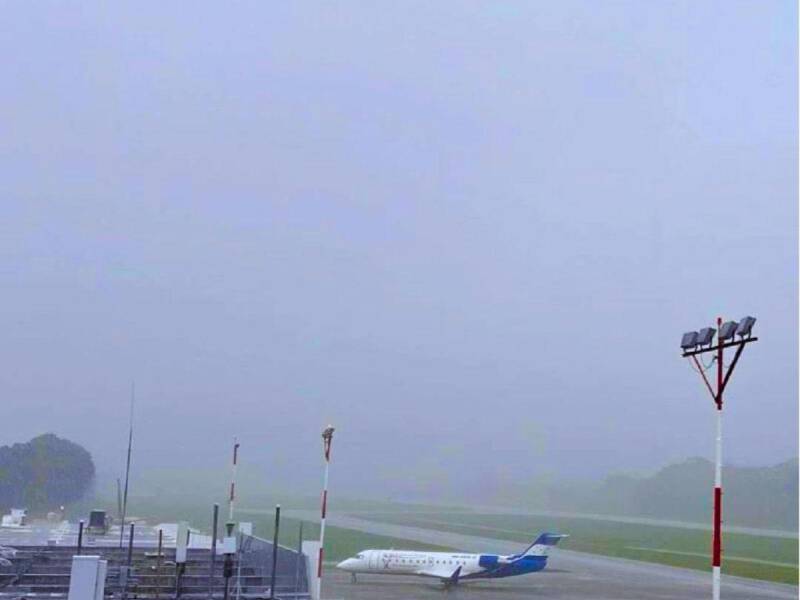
[685,315,758,599]
[318,425,335,598]
[712,317,723,600]
[229,438,240,522]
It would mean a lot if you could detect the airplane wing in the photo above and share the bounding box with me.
[414,565,463,583]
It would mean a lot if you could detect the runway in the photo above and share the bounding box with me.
[284,511,798,600]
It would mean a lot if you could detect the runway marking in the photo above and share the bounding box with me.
[626,547,797,568]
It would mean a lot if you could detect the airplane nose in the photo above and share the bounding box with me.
[337,558,354,570]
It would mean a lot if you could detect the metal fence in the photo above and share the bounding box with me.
[234,534,309,600]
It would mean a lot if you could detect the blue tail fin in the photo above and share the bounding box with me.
[517,532,569,557]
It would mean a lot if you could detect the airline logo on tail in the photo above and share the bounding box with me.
[515,532,570,558]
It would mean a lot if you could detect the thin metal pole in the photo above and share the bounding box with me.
[119,382,135,549]
[77,520,84,556]
[176,563,185,600]
[234,532,243,600]
[156,529,163,600]
[712,316,723,600]
[229,439,239,522]
[117,478,123,523]
[210,504,219,600]
[128,523,135,564]
[318,426,334,599]
[122,522,134,600]
[269,506,280,600]
[318,458,330,591]
[294,521,303,594]
[222,523,234,600]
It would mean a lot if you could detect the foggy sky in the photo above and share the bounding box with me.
[1,1,796,500]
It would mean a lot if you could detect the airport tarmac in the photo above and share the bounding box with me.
[323,565,798,600]
[280,511,797,600]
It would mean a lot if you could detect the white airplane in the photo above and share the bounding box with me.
[337,532,568,586]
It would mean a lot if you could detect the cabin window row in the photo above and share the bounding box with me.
[391,558,466,565]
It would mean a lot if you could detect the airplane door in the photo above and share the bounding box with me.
[369,551,379,570]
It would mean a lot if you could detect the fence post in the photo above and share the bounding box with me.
[156,529,163,600]
[269,506,281,600]
[210,504,219,600]
[76,520,84,556]
[121,522,134,600]
[294,521,303,594]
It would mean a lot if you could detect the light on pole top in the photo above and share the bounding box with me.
[696,327,716,347]
[735,316,756,338]
[322,425,335,460]
[679,316,758,356]
[681,331,699,350]
[718,320,738,341]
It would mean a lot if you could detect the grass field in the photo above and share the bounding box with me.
[350,511,798,585]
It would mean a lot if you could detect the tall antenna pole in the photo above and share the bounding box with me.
[116,478,123,523]
[228,438,240,522]
[317,425,334,599]
[119,382,135,548]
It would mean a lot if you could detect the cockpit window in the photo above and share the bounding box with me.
[356,553,364,559]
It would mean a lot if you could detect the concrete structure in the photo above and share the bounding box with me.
[0,520,311,599]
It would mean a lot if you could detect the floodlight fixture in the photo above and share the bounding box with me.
[735,316,756,338]
[696,327,716,346]
[681,331,698,350]
[718,321,738,342]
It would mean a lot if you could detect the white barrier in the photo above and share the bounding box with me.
[175,521,189,564]
[302,541,321,600]
[67,555,107,600]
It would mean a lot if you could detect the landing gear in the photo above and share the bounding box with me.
[442,582,457,592]
[442,580,459,591]
[350,573,357,584]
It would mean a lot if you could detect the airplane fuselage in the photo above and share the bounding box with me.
[337,548,547,580]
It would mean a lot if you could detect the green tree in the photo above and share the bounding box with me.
[0,434,95,511]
